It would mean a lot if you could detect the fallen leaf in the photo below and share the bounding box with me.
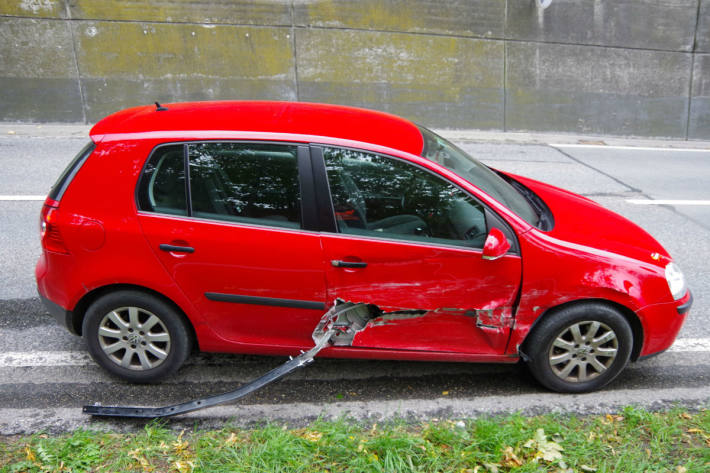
[524,428,564,462]
[442,391,450,396]
[302,431,323,442]
[482,462,500,473]
[174,460,195,473]
[502,446,522,467]
[680,412,692,420]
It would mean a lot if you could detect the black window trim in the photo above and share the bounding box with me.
[309,143,520,255]
[49,141,96,202]
[135,139,317,233]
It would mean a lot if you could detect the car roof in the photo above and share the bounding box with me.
[90,101,425,156]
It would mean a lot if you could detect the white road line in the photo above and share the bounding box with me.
[0,351,93,367]
[550,144,710,153]
[1,338,708,367]
[0,195,45,201]
[627,199,710,206]
[667,338,710,352]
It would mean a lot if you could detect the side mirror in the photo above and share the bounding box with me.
[482,227,511,261]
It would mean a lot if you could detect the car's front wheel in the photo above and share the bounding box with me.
[524,303,633,393]
[83,290,192,383]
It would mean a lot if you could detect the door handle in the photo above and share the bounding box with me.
[159,244,195,254]
[331,260,367,268]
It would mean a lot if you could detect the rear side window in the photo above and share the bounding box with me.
[137,142,302,229]
[188,142,301,229]
[48,142,95,201]
[136,144,187,216]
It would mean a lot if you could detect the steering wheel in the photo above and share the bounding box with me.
[463,225,486,241]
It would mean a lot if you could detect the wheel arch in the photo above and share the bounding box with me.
[71,284,198,349]
[520,298,644,362]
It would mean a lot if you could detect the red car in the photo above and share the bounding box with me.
[36,101,691,393]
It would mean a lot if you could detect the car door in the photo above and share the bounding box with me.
[136,141,327,349]
[314,145,522,355]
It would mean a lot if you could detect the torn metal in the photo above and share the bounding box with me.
[83,302,369,418]
[83,299,515,418]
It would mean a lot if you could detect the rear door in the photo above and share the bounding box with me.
[136,141,327,349]
[314,145,522,355]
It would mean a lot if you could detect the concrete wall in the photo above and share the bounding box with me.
[1,0,708,139]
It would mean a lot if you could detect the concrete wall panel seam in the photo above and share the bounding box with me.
[290,0,300,100]
[0,0,708,137]
[65,13,86,123]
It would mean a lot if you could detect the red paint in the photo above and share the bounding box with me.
[37,101,689,368]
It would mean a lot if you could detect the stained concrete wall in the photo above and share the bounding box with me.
[1,0,708,139]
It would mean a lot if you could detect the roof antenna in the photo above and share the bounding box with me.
[154,101,168,112]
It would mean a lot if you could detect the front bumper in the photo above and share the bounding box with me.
[676,290,693,315]
[637,289,692,359]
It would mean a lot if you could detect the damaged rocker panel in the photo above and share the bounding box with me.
[82,300,516,418]
[83,302,366,418]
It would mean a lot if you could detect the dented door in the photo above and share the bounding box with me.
[318,146,522,355]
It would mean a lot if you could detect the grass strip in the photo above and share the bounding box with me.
[1,406,708,472]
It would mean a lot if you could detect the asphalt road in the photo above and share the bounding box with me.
[1,130,709,434]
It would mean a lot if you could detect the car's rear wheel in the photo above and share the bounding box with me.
[83,290,192,383]
[524,303,633,393]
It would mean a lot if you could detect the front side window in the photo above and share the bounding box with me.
[323,147,487,248]
[188,142,301,229]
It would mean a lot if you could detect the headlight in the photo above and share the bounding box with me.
[665,262,687,300]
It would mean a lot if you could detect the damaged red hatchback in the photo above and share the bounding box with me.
[37,101,691,393]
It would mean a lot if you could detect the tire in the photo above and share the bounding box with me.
[82,290,192,383]
[524,303,633,393]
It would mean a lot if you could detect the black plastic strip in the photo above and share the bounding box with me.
[297,145,319,231]
[83,349,315,418]
[309,146,338,233]
[677,290,693,315]
[82,303,359,418]
[183,144,193,217]
[205,292,326,310]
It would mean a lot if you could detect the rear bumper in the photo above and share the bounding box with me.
[36,251,79,335]
[39,292,78,335]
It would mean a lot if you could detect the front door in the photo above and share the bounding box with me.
[316,145,522,355]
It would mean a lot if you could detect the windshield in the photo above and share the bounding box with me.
[419,127,539,226]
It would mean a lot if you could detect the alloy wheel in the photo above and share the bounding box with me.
[548,320,619,383]
[97,306,171,371]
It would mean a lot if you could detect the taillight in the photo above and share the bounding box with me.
[40,199,70,254]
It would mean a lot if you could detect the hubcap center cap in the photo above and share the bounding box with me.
[127,333,143,344]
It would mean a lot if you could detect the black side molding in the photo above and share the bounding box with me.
[205,292,326,311]
[677,290,693,315]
